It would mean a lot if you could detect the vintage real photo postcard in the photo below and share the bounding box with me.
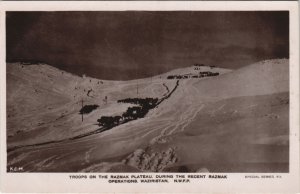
[0,1,299,193]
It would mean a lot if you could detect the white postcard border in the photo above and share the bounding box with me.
[0,1,299,193]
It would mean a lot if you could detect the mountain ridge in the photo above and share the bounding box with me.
[6,58,289,172]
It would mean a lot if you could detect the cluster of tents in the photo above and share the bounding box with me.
[167,71,219,79]
[97,98,159,129]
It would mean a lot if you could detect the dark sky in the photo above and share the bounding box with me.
[6,11,289,80]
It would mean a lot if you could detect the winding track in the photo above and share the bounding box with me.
[7,80,180,153]
[7,78,206,172]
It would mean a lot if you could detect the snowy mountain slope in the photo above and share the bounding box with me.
[6,59,289,172]
[190,59,289,101]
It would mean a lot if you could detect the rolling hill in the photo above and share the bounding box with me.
[6,59,289,172]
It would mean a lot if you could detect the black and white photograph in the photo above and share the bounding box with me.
[1,1,299,193]
[5,10,291,173]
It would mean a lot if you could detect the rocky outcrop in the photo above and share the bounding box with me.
[122,148,177,172]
